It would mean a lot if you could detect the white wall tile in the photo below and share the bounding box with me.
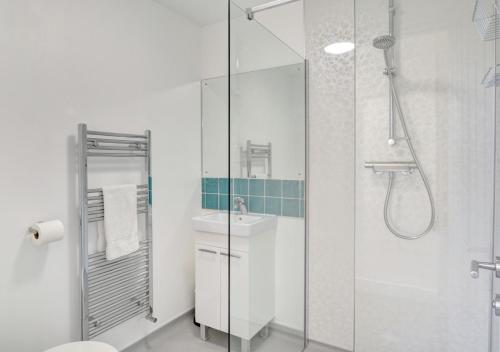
[355,0,495,351]
[305,0,355,349]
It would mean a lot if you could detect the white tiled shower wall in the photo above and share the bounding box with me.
[305,0,355,349]
[306,0,497,351]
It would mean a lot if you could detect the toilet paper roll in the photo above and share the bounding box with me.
[29,220,64,246]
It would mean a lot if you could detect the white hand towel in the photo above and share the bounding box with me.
[102,184,139,260]
[96,221,106,253]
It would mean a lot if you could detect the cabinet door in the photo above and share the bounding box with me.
[195,244,221,329]
[220,249,249,339]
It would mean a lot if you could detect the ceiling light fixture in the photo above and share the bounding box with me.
[324,42,355,55]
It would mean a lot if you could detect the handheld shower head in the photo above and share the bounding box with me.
[373,35,396,50]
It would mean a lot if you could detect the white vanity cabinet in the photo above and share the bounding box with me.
[219,248,249,336]
[193,213,277,352]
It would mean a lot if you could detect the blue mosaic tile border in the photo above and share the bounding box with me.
[202,177,305,218]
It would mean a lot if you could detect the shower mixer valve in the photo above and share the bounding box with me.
[364,161,417,175]
[470,257,500,279]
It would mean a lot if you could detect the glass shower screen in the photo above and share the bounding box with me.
[228,1,307,351]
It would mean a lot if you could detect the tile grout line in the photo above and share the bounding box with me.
[264,179,267,214]
[281,180,284,216]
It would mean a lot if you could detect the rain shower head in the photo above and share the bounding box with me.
[373,35,396,50]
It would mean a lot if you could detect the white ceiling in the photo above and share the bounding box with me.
[155,0,273,26]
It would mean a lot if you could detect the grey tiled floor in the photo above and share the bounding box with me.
[123,313,341,352]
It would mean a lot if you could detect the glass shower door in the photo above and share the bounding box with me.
[355,0,496,351]
[228,1,307,351]
[493,18,500,351]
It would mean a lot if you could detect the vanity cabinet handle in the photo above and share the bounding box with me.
[221,253,241,259]
[198,248,217,255]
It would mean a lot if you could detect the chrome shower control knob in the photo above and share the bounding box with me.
[493,295,500,316]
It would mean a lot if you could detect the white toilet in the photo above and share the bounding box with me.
[44,341,118,352]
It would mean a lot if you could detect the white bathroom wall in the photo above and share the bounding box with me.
[254,0,305,58]
[201,20,228,80]
[0,1,202,351]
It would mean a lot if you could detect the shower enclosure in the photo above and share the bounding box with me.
[305,0,500,351]
[200,0,500,351]
[354,0,498,351]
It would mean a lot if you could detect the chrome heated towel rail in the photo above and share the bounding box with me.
[78,124,157,340]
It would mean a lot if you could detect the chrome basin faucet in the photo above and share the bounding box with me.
[234,197,248,215]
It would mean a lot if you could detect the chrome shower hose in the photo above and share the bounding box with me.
[383,74,436,240]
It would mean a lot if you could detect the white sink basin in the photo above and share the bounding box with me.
[192,212,277,237]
